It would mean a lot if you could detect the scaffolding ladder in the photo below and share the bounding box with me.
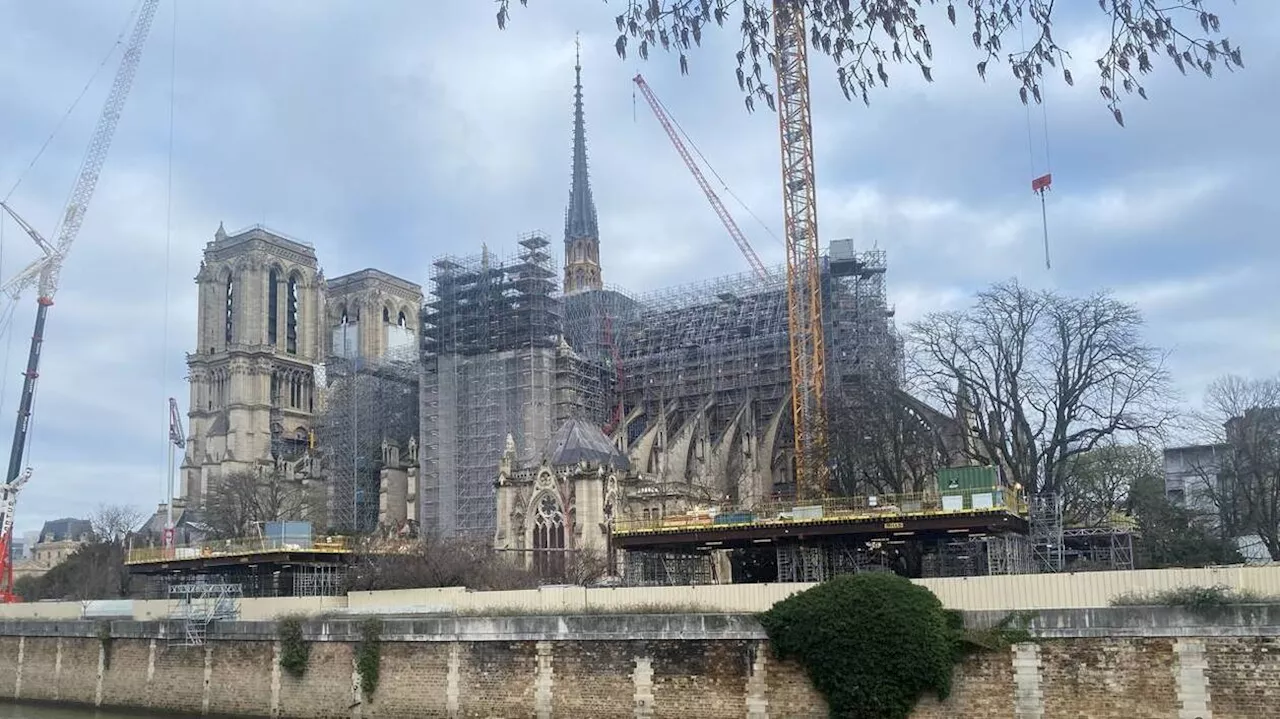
[167,581,242,647]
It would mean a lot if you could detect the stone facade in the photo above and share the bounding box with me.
[1,611,1277,718]
[494,418,712,578]
[181,223,422,516]
[182,224,327,506]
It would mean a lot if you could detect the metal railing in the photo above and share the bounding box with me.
[612,487,1026,535]
[126,535,352,564]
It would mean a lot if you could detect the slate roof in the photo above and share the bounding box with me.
[543,418,629,471]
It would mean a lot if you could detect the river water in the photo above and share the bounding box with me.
[0,706,150,719]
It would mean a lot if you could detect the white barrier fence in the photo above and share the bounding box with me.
[4,565,1276,622]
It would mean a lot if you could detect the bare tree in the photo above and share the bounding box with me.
[496,0,1243,124]
[345,537,539,592]
[1191,375,1280,560]
[203,469,324,540]
[89,503,147,545]
[908,280,1175,496]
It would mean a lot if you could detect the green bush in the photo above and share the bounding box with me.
[355,618,383,698]
[758,573,960,719]
[1110,584,1280,613]
[277,615,310,678]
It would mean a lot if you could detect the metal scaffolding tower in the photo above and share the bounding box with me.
[167,581,242,647]
[1030,493,1065,573]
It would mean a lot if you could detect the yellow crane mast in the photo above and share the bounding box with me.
[772,0,829,501]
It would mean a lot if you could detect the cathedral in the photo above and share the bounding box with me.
[180,225,422,524]
[178,48,935,573]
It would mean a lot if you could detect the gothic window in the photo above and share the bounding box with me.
[339,304,349,324]
[286,275,299,355]
[532,493,566,578]
[267,269,280,346]
[397,310,407,327]
[382,307,390,323]
[224,275,235,345]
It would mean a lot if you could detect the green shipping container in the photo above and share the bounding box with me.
[936,465,1000,495]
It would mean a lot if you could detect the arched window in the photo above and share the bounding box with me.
[286,275,299,355]
[339,304,348,324]
[397,310,407,327]
[224,275,235,345]
[267,269,280,345]
[382,307,390,323]
[532,493,566,578]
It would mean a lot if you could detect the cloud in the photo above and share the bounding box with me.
[0,1,1275,535]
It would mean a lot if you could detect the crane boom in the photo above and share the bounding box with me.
[633,74,770,281]
[0,0,161,602]
[772,0,829,500]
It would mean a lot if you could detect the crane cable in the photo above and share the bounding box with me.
[1021,16,1054,271]
[160,2,178,504]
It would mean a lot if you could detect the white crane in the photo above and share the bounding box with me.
[0,0,161,602]
[166,396,186,553]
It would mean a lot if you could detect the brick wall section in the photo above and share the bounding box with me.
[456,640,538,717]
[16,637,58,701]
[761,651,827,719]
[277,641,356,719]
[56,637,100,703]
[0,637,19,698]
[208,641,274,716]
[150,645,208,715]
[367,640,452,716]
[99,639,152,712]
[1037,637,1179,719]
[0,611,1277,718]
[548,640,636,718]
[650,640,753,719]
[1204,637,1280,717]
[913,649,1017,719]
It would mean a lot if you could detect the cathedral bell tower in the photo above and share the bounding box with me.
[181,224,324,506]
[562,37,603,296]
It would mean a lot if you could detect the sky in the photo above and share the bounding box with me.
[0,1,1275,535]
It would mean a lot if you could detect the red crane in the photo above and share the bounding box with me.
[633,73,770,281]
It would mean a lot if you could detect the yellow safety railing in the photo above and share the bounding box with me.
[126,535,352,565]
[612,486,1026,535]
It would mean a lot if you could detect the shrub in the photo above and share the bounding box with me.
[277,615,310,678]
[1110,585,1280,613]
[355,618,383,698]
[758,573,959,719]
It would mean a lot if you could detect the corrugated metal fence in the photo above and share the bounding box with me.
[2,565,1276,621]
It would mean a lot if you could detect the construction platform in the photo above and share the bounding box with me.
[126,536,355,598]
[611,488,1029,552]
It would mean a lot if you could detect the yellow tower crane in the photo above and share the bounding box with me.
[772,0,829,502]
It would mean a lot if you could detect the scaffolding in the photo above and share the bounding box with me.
[623,550,715,586]
[167,580,242,647]
[421,232,561,538]
[315,350,418,534]
[1030,493,1065,573]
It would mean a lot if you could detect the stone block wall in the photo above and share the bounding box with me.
[0,609,1274,718]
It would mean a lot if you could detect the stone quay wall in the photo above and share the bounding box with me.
[0,607,1276,718]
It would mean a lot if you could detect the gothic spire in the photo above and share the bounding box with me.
[564,34,599,242]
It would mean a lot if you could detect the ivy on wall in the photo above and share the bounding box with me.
[355,618,383,698]
[278,615,311,678]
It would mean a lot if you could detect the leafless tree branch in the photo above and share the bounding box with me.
[908,279,1176,496]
